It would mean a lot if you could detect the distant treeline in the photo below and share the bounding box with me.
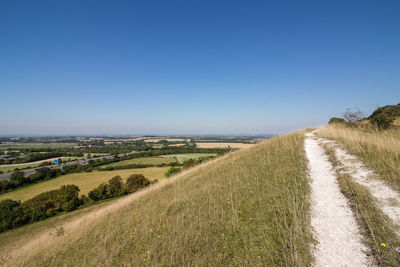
[0,152,81,165]
[0,147,227,194]
[96,162,181,171]
[0,174,152,233]
[164,155,216,177]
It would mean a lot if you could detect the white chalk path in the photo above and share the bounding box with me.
[305,132,369,266]
[321,137,400,236]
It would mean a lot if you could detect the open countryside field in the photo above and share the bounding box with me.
[0,132,313,266]
[0,167,168,202]
[101,157,177,168]
[196,142,256,149]
[161,153,217,163]
[0,143,76,150]
[144,138,185,143]
[0,156,85,173]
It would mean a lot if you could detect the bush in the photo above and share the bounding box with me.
[165,167,182,177]
[183,159,196,169]
[328,117,346,124]
[0,199,26,232]
[125,174,150,193]
[370,113,393,129]
[10,170,26,183]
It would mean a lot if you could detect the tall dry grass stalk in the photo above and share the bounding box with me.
[318,125,400,190]
[1,132,313,266]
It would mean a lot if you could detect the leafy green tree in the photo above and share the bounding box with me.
[0,199,26,232]
[125,174,150,193]
[88,183,107,201]
[106,176,125,197]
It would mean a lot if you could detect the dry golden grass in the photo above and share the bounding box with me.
[0,132,313,266]
[195,142,255,149]
[317,124,400,190]
[0,167,168,202]
[167,143,185,147]
[322,143,400,265]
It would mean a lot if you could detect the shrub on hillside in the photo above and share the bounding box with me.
[0,199,26,232]
[370,113,393,129]
[165,167,182,177]
[125,174,150,193]
[10,170,26,183]
[368,103,400,129]
[183,159,196,169]
[328,117,346,124]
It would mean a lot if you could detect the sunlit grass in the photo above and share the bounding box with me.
[322,143,400,265]
[317,125,400,190]
[0,132,313,266]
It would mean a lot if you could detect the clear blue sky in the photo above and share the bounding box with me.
[1,0,399,136]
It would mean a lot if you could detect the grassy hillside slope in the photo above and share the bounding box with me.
[317,125,400,190]
[0,132,313,266]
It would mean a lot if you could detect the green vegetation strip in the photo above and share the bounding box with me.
[160,153,217,163]
[100,157,177,168]
[13,132,313,266]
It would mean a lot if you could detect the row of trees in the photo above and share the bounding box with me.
[88,174,150,201]
[164,155,216,178]
[0,185,81,232]
[0,174,151,232]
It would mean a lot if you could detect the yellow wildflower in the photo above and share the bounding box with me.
[147,250,151,254]
[143,258,147,262]
[381,243,387,247]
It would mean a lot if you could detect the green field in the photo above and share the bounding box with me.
[0,167,168,202]
[161,153,217,163]
[0,143,76,150]
[101,157,177,168]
